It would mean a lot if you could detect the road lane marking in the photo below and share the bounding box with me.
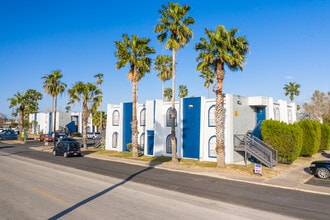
[33,187,68,203]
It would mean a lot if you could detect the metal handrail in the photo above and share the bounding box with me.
[234,133,278,167]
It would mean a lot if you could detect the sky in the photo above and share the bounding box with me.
[1,0,329,117]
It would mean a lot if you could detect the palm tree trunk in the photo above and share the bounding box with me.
[82,105,89,148]
[53,96,57,147]
[19,107,24,141]
[215,63,226,168]
[131,67,139,158]
[171,49,178,163]
[99,85,103,133]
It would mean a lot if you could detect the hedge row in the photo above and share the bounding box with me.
[261,119,330,163]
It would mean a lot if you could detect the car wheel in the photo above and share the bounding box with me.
[316,168,330,179]
[64,152,68,158]
[52,150,57,156]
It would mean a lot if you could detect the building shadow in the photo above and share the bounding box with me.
[321,150,330,158]
[303,167,311,174]
[48,166,154,220]
[0,145,14,149]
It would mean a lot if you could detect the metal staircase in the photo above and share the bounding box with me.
[234,132,278,167]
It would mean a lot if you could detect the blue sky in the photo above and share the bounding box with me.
[1,0,329,117]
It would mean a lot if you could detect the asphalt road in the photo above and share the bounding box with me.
[1,150,298,220]
[1,141,330,219]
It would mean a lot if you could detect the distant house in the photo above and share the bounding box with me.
[29,112,95,135]
[105,95,296,165]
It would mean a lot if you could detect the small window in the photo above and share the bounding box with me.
[209,136,216,158]
[112,132,118,148]
[166,107,177,127]
[208,105,216,127]
[288,109,292,123]
[140,108,146,126]
[274,107,280,120]
[139,133,145,153]
[166,134,177,154]
[112,110,119,126]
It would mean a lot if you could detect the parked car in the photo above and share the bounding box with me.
[52,141,82,157]
[0,130,18,140]
[59,137,83,148]
[87,132,101,139]
[12,127,20,134]
[309,160,330,179]
[39,134,53,142]
[50,132,68,141]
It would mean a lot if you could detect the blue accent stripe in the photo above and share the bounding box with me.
[182,97,201,159]
[122,102,132,151]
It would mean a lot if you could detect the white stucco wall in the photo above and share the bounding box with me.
[104,95,297,164]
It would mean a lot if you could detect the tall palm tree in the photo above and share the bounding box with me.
[42,70,67,145]
[67,81,101,148]
[155,2,194,162]
[164,88,172,102]
[154,55,172,101]
[8,89,42,140]
[195,25,249,168]
[114,34,155,158]
[199,68,214,98]
[92,111,107,130]
[284,82,300,102]
[94,73,104,132]
[178,85,188,98]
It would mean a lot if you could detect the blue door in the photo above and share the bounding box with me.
[147,130,154,155]
[256,107,265,124]
[252,107,266,139]
[182,97,201,159]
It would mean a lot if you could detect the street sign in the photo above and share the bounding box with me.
[254,163,262,175]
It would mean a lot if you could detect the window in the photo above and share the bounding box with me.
[208,105,216,127]
[166,107,177,127]
[112,132,118,148]
[209,136,216,158]
[288,109,292,123]
[140,108,146,126]
[139,133,145,153]
[274,107,280,120]
[112,110,119,126]
[166,134,177,154]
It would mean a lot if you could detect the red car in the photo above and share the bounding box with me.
[39,134,53,142]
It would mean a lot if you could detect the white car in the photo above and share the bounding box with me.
[87,132,101,139]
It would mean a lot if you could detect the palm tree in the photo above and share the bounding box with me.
[155,2,195,162]
[164,88,172,102]
[199,68,214,98]
[154,55,172,101]
[42,70,67,146]
[114,34,155,158]
[8,89,42,140]
[195,25,249,168]
[94,73,104,133]
[284,82,300,102]
[178,85,188,98]
[92,111,107,130]
[67,81,101,148]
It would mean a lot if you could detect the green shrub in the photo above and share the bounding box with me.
[261,120,302,163]
[297,119,321,156]
[320,123,330,150]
